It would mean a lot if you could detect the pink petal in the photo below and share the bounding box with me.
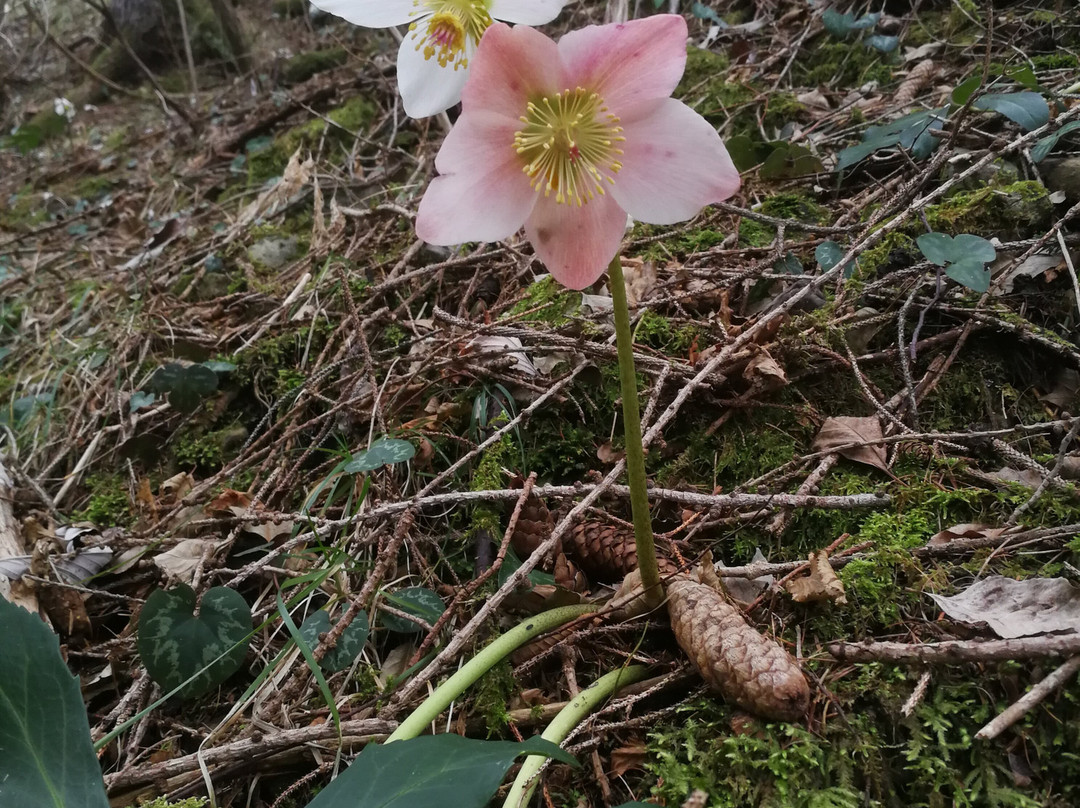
[461,23,562,118]
[525,194,627,290]
[308,0,415,27]
[416,111,537,244]
[489,0,567,25]
[556,15,687,114]
[611,98,740,225]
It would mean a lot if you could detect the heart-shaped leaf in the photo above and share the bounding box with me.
[137,584,252,698]
[973,92,1050,132]
[298,610,370,672]
[0,597,110,808]
[866,34,899,52]
[916,232,954,266]
[380,586,445,633]
[759,143,824,179]
[129,391,156,413]
[816,240,854,277]
[343,438,416,473]
[304,735,575,808]
[952,234,997,264]
[149,363,219,413]
[945,256,991,293]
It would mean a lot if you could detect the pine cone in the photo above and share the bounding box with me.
[511,496,554,558]
[565,521,679,583]
[667,574,810,722]
[553,552,588,593]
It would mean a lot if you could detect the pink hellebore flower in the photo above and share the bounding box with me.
[415,15,741,290]
[306,0,568,118]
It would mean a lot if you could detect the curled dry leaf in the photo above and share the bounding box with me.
[928,575,1080,639]
[812,415,889,473]
[743,349,787,392]
[667,563,810,722]
[717,547,773,606]
[467,336,537,376]
[785,551,847,605]
[927,523,1024,547]
[160,471,194,506]
[622,258,658,308]
[609,741,648,777]
[153,538,220,583]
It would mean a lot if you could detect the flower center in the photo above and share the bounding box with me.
[410,0,493,70]
[513,88,624,206]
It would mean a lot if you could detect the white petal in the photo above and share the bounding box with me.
[396,31,471,118]
[488,0,567,25]
[308,0,417,27]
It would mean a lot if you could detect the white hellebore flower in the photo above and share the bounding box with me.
[53,97,76,121]
[307,0,568,118]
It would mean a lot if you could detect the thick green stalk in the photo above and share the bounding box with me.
[386,604,596,742]
[607,255,663,605]
[502,665,650,808]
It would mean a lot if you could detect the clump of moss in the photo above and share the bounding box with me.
[73,474,131,527]
[800,41,893,87]
[125,798,208,808]
[856,232,917,278]
[739,218,774,247]
[474,658,516,735]
[760,192,828,225]
[504,276,582,326]
[925,181,1051,240]
[281,47,349,84]
[633,223,727,261]
[634,311,700,356]
[676,47,756,132]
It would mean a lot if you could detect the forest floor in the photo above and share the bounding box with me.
[2,1,1080,807]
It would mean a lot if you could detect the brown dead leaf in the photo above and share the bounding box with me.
[743,349,787,392]
[596,442,625,464]
[622,259,657,308]
[987,467,1045,488]
[160,472,194,507]
[928,523,1023,547]
[1042,368,1079,410]
[929,576,1080,638]
[812,416,889,472]
[609,742,648,777]
[785,551,847,605]
[153,538,219,582]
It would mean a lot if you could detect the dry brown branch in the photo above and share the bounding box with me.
[829,635,1080,664]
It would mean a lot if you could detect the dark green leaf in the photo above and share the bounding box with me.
[137,585,252,699]
[0,597,110,808]
[815,241,845,271]
[866,34,899,53]
[305,735,576,808]
[690,2,726,26]
[1005,64,1039,91]
[0,346,11,364]
[1031,120,1080,163]
[952,74,983,105]
[973,92,1050,131]
[343,438,416,473]
[916,232,954,266]
[822,9,855,37]
[298,610,370,673]
[380,586,445,633]
[129,391,156,413]
[759,143,824,179]
[725,135,772,171]
[202,360,237,373]
[839,108,945,170]
[773,253,803,275]
[851,12,881,30]
[945,256,991,293]
[499,546,558,588]
[952,234,997,264]
[149,363,219,413]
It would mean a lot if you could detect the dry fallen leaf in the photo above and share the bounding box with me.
[1042,368,1079,410]
[929,576,1080,639]
[609,742,648,777]
[153,538,219,582]
[785,550,847,605]
[927,523,1024,547]
[986,467,1045,488]
[743,349,787,392]
[812,416,889,473]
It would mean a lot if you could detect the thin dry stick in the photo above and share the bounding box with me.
[829,634,1080,664]
[975,656,1080,741]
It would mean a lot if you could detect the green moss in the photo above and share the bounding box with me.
[474,658,516,735]
[247,95,377,185]
[633,223,726,261]
[281,47,349,84]
[760,192,828,224]
[73,474,131,527]
[739,219,774,247]
[924,181,1051,240]
[125,798,208,808]
[856,232,917,277]
[1031,52,1080,71]
[504,276,581,326]
[763,92,805,131]
[800,41,893,87]
[0,186,50,230]
[633,311,700,356]
[175,424,248,471]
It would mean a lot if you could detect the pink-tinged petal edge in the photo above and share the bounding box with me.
[488,0,567,25]
[460,23,562,118]
[396,34,471,118]
[611,98,740,225]
[308,0,415,28]
[556,15,688,115]
[524,193,628,290]
[416,111,537,245]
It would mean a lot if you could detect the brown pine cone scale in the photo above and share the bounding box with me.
[667,575,810,722]
[565,521,679,583]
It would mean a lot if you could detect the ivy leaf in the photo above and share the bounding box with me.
[304,735,575,808]
[866,34,899,53]
[298,610,370,673]
[916,232,954,266]
[773,252,804,275]
[148,363,219,413]
[815,240,853,277]
[952,234,997,264]
[201,360,237,374]
[822,9,856,37]
[690,2,726,26]
[343,437,416,473]
[725,135,776,171]
[380,586,446,633]
[945,256,991,293]
[759,143,824,179]
[973,92,1050,131]
[129,391,156,413]
[137,584,252,699]
[0,597,110,808]
[1031,120,1080,163]
[837,108,946,170]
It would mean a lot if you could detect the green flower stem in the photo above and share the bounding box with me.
[501,664,651,808]
[607,255,663,606]
[386,604,597,742]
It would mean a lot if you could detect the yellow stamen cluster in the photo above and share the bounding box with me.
[409,0,493,70]
[513,88,625,206]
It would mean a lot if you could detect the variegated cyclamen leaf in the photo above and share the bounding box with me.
[298,610,370,673]
[137,584,252,699]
